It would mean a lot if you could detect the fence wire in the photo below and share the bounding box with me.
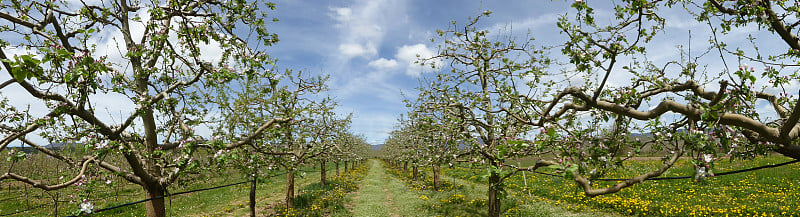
[452,159,800,182]
[57,164,344,217]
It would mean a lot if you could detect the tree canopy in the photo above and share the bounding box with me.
[385,1,800,217]
[0,1,369,216]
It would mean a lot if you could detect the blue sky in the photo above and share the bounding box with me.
[263,0,800,145]
[265,0,574,145]
[1,0,575,146]
[2,0,795,146]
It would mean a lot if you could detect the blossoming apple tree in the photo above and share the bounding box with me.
[522,0,800,196]
[391,98,465,190]
[400,0,800,216]
[413,11,550,217]
[0,0,287,216]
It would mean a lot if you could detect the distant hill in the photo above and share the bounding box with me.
[371,144,384,151]
[45,142,79,149]
[8,142,80,153]
[630,132,652,138]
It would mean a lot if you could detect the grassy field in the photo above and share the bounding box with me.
[0,155,354,217]
[447,155,800,216]
[381,161,617,217]
[4,155,799,216]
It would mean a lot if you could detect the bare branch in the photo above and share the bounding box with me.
[573,148,683,197]
[0,157,96,191]
[97,160,143,185]
[225,118,291,149]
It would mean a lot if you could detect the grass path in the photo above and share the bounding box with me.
[351,159,422,217]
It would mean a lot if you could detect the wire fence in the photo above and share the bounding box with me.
[65,170,306,217]
[452,159,800,182]
[65,166,340,216]
[74,179,255,217]
[6,159,796,216]
[0,164,343,217]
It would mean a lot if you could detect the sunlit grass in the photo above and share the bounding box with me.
[275,164,367,217]
[0,155,342,216]
[383,161,614,217]
[448,155,800,216]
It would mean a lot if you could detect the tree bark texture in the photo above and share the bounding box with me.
[487,172,501,217]
[412,166,418,181]
[285,170,295,208]
[320,160,327,187]
[145,186,166,217]
[432,164,441,191]
[250,174,257,217]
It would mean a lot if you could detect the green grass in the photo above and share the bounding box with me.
[274,163,366,217]
[0,159,345,217]
[350,159,432,217]
[382,162,615,217]
[7,155,797,216]
[449,155,800,216]
[351,160,393,216]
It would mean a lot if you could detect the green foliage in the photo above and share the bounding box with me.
[2,54,43,82]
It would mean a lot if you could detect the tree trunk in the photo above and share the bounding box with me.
[412,166,418,181]
[403,161,408,173]
[145,186,166,217]
[344,161,348,173]
[24,184,29,208]
[487,172,501,217]
[250,173,257,217]
[285,170,295,209]
[432,164,441,191]
[52,193,59,217]
[335,162,340,177]
[320,160,327,187]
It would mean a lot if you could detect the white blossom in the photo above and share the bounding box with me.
[703,154,713,163]
[80,201,94,214]
[96,141,108,149]
[694,166,708,180]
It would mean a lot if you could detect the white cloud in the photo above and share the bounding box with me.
[197,39,224,63]
[2,46,38,59]
[367,58,399,70]
[89,8,225,66]
[330,7,353,22]
[328,0,404,60]
[339,43,377,58]
[395,43,441,77]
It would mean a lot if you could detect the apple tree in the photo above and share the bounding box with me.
[0,0,285,216]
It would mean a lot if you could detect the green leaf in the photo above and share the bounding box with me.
[8,54,44,82]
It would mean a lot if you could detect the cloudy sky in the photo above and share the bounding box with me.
[263,0,800,145]
[1,0,576,146]
[2,0,795,146]
[265,0,576,145]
